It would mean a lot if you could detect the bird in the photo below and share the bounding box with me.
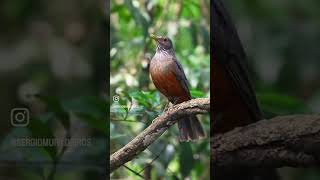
[212,0,262,135]
[149,34,205,142]
[212,0,279,180]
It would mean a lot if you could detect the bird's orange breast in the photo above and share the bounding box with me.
[150,61,190,104]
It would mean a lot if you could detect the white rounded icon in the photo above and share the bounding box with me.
[11,108,29,127]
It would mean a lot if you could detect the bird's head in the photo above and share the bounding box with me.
[150,34,174,52]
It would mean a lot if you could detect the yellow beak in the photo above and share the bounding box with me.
[150,34,159,41]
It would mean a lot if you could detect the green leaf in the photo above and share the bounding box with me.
[179,142,193,178]
[28,117,58,160]
[190,89,205,98]
[36,95,70,130]
[64,96,107,116]
[257,92,310,117]
[118,96,129,113]
[76,113,108,135]
[130,91,157,108]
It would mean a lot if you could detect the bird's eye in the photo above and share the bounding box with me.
[163,38,167,42]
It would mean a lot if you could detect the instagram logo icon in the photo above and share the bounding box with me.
[11,108,30,127]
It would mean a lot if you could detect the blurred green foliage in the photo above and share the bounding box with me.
[110,0,210,179]
[0,0,107,179]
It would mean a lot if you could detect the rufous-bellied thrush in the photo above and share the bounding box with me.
[149,34,205,142]
[212,0,279,180]
[212,0,262,135]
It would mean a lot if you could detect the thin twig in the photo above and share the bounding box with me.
[123,165,145,179]
[138,145,167,174]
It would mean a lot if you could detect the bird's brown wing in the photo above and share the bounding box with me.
[171,57,192,99]
[212,0,262,121]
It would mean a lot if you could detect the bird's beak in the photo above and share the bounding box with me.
[150,34,159,41]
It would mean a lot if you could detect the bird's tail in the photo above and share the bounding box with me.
[178,115,205,141]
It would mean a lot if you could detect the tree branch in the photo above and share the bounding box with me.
[212,114,320,168]
[110,98,210,172]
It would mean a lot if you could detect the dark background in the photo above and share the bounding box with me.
[224,0,320,179]
[0,0,108,179]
